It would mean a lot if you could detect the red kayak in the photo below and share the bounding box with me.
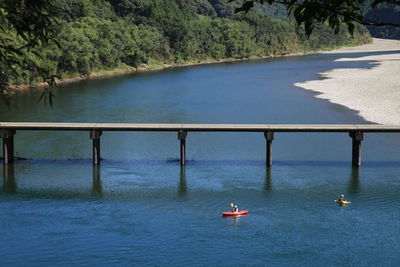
[221,210,248,216]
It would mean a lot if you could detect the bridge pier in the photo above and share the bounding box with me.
[90,130,102,165]
[178,130,187,166]
[264,131,274,166]
[1,129,15,165]
[349,131,363,167]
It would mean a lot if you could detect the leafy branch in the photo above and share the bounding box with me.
[0,0,59,107]
[231,0,400,36]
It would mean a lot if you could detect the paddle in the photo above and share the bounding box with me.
[334,200,351,204]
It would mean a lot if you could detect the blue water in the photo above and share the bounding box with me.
[1,51,400,266]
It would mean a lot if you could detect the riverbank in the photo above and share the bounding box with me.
[12,53,309,91]
[295,38,400,125]
[13,40,368,91]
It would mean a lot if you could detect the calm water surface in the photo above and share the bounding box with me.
[1,51,400,266]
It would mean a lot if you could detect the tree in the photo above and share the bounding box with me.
[0,0,58,105]
[232,0,400,35]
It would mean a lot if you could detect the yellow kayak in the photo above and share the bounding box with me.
[334,200,351,205]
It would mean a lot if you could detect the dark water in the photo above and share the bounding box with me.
[1,51,400,266]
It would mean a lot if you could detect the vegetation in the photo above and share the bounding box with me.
[0,0,58,104]
[1,0,372,101]
[365,3,400,39]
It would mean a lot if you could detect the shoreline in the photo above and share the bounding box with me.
[12,44,359,91]
[13,53,306,90]
[294,38,400,125]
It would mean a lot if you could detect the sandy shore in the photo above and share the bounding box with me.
[295,38,400,125]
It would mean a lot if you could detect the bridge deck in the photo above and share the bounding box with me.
[1,122,400,132]
[1,122,399,167]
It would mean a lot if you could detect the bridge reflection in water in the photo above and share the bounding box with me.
[91,165,102,197]
[348,167,360,195]
[3,164,16,194]
[1,162,364,196]
[178,166,187,197]
[1,163,104,196]
[264,167,272,192]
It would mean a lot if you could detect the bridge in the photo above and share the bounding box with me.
[1,122,400,167]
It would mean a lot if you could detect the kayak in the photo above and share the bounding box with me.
[221,210,248,216]
[334,200,351,205]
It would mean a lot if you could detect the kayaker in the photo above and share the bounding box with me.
[338,194,346,202]
[232,205,239,212]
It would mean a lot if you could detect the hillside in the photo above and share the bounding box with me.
[366,4,400,39]
[3,0,372,88]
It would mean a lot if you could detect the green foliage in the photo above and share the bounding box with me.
[54,0,116,21]
[176,0,217,17]
[1,0,372,94]
[232,0,400,36]
[108,0,151,17]
[0,0,59,105]
[365,3,400,39]
[209,0,236,18]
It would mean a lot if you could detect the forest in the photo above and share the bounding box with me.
[2,0,372,88]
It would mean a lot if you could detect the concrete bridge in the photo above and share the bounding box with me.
[2,122,400,167]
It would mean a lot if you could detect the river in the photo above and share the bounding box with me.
[1,52,399,266]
